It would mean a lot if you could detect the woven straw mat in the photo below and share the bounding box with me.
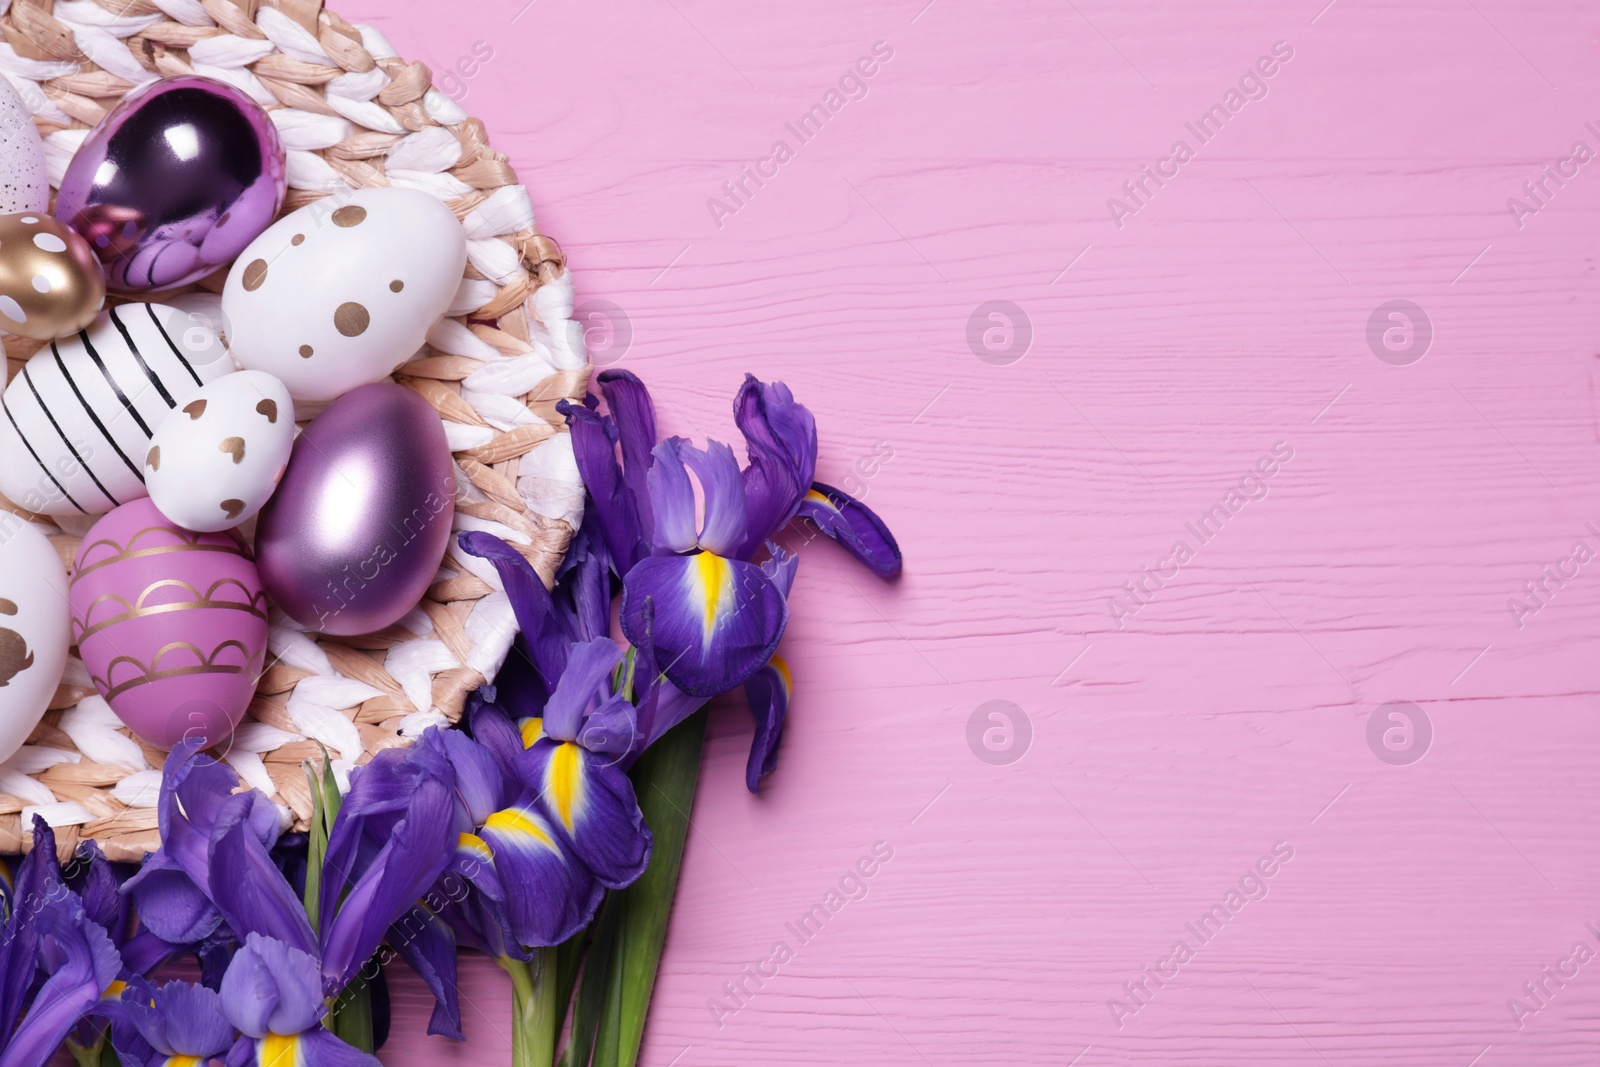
[0,0,590,862]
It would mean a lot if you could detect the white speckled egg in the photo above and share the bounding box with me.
[145,370,294,532]
[221,187,467,402]
[0,516,69,762]
[0,78,47,215]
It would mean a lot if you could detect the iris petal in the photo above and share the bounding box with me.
[207,810,316,959]
[735,375,817,557]
[476,803,604,947]
[125,744,281,946]
[552,519,611,643]
[122,979,235,1059]
[457,531,569,689]
[597,370,658,547]
[644,439,698,554]
[578,693,640,756]
[562,402,647,574]
[257,1028,380,1067]
[525,738,651,888]
[678,439,749,558]
[320,774,456,991]
[620,552,789,698]
[219,934,323,1040]
[0,895,120,1067]
[743,656,791,793]
[542,638,622,742]
[384,902,463,1040]
[797,482,902,579]
[0,818,59,1038]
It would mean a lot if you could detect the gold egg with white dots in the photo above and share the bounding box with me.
[0,213,105,340]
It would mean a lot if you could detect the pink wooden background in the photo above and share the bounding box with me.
[345,0,1600,1064]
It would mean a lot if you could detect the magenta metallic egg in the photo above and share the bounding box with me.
[69,498,268,749]
[254,382,455,636]
[55,76,286,293]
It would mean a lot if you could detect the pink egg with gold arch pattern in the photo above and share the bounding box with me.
[68,497,268,749]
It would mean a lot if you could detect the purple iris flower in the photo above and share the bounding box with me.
[217,933,380,1067]
[0,819,120,1067]
[123,746,283,947]
[127,742,456,1008]
[562,370,900,701]
[460,681,640,943]
[112,976,236,1067]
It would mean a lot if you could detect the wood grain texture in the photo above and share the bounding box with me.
[340,0,1600,1064]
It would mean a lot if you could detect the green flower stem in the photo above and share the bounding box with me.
[503,950,560,1067]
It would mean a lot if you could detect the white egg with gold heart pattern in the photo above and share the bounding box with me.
[221,187,467,402]
[144,370,295,533]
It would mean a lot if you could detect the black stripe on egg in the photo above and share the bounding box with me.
[50,343,142,480]
[79,329,152,437]
[144,303,203,387]
[20,364,118,507]
[0,391,83,513]
[108,305,177,408]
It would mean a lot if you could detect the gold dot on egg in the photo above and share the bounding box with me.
[291,234,305,246]
[241,259,269,291]
[221,499,245,519]
[183,399,206,419]
[334,302,370,337]
[389,280,404,293]
[219,437,245,464]
[256,399,278,423]
[299,345,314,358]
[332,205,367,228]
[0,213,104,339]
[146,446,160,470]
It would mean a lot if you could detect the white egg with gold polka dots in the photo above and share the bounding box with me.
[144,370,295,532]
[221,187,467,402]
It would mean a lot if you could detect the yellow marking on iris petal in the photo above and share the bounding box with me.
[689,551,735,647]
[165,1056,201,1067]
[803,488,839,513]
[770,654,792,693]
[258,1033,300,1067]
[485,807,556,849]
[458,832,493,860]
[519,717,544,748]
[544,741,585,832]
[101,979,127,1001]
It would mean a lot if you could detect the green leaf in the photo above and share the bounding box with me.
[591,707,706,1067]
[560,895,620,1067]
[303,760,326,934]
[329,975,375,1053]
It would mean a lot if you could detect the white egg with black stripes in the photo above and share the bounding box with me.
[0,302,232,516]
[145,370,295,532]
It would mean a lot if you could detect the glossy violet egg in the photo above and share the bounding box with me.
[55,76,286,293]
[254,383,456,636]
[69,498,268,749]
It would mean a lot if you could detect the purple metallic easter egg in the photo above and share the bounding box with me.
[255,382,456,636]
[55,76,286,293]
[69,498,268,749]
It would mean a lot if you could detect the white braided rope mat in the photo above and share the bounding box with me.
[0,0,590,861]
